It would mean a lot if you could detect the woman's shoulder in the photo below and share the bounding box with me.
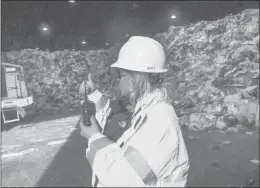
[148,100,174,112]
[145,101,176,121]
[144,101,180,134]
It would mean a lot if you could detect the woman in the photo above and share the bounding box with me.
[79,36,189,187]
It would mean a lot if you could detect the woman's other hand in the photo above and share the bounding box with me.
[79,73,96,95]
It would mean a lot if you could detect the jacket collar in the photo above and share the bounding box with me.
[134,89,164,114]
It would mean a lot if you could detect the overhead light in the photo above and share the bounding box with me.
[42,27,48,31]
[69,0,75,3]
[82,41,86,44]
[105,43,109,46]
[171,15,176,19]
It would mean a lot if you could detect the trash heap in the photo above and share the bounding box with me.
[1,46,121,112]
[1,9,259,131]
[154,9,259,131]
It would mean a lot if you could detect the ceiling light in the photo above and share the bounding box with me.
[171,15,176,19]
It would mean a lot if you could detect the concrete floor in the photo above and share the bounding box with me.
[1,111,259,187]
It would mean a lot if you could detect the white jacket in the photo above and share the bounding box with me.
[86,89,189,187]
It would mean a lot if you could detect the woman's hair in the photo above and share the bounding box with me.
[126,70,174,106]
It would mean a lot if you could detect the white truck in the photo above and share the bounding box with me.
[1,62,33,123]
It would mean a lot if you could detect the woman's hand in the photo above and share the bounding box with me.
[79,115,101,139]
[79,73,96,95]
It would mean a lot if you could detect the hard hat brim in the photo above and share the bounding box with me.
[110,61,168,73]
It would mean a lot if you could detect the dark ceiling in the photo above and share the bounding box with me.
[1,1,259,50]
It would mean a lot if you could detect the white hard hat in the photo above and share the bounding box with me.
[110,36,168,73]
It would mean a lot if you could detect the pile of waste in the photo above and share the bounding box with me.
[154,9,259,131]
[1,9,259,130]
[1,46,121,112]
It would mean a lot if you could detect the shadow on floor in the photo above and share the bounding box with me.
[35,127,259,187]
[36,117,93,187]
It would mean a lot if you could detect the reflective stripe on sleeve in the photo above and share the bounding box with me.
[132,107,141,118]
[124,146,158,185]
[87,136,114,166]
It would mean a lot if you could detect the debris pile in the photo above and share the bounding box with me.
[1,47,121,112]
[154,9,259,130]
[1,9,259,129]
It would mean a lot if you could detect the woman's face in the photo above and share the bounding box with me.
[118,70,132,97]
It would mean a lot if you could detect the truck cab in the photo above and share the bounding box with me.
[1,62,33,124]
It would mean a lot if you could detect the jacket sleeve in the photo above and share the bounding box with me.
[94,99,111,131]
[86,104,181,186]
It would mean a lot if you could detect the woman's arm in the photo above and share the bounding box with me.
[86,104,184,186]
